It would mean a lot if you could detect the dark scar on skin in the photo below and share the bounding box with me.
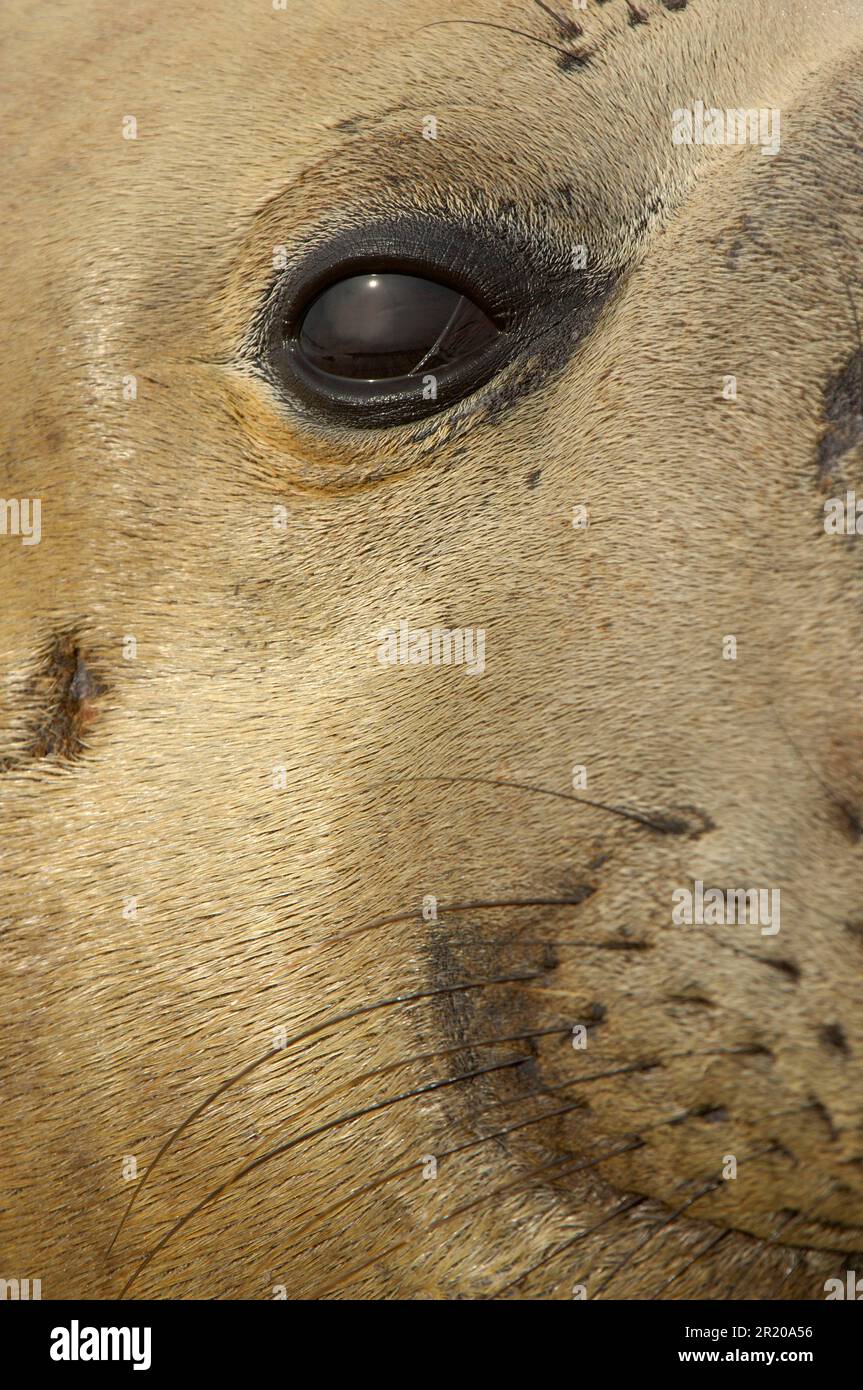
[532,0,583,42]
[0,631,107,771]
[817,348,863,484]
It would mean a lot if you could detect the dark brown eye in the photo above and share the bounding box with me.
[296,272,501,380]
[269,253,513,429]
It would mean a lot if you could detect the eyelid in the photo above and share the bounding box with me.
[255,212,541,350]
[252,217,532,428]
[251,208,619,431]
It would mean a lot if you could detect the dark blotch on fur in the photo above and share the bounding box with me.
[820,1022,850,1056]
[533,0,583,42]
[817,349,863,483]
[1,631,107,770]
[831,795,863,845]
[764,957,802,982]
[810,1097,840,1142]
[695,1105,729,1123]
[557,49,593,72]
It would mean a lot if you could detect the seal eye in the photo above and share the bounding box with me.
[295,272,501,380]
[272,263,509,428]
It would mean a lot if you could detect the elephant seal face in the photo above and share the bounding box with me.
[2,0,863,1299]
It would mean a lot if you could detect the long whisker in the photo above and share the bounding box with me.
[491,1196,648,1298]
[473,1059,661,1116]
[415,19,577,63]
[237,1022,573,1167]
[442,938,653,950]
[107,970,539,1256]
[765,696,860,840]
[533,0,583,39]
[584,1144,780,1298]
[321,892,596,952]
[248,893,597,1000]
[386,772,713,838]
[474,1043,767,1118]
[118,1053,528,1298]
[315,1144,651,1299]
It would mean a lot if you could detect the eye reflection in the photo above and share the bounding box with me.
[294,271,501,381]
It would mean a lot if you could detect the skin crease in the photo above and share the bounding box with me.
[1,0,863,1301]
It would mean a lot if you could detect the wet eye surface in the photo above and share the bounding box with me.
[296,272,501,380]
[271,261,510,428]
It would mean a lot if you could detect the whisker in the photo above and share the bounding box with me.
[443,938,652,950]
[474,1044,767,1118]
[415,19,576,63]
[107,970,540,1256]
[765,697,860,842]
[251,893,596,994]
[388,772,713,838]
[474,1059,663,1116]
[532,0,583,40]
[237,1022,573,1164]
[584,1144,780,1298]
[491,1195,648,1299]
[324,1022,572,1094]
[118,1054,528,1298]
[322,892,595,952]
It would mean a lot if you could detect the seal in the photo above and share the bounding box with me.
[1,0,862,1300]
